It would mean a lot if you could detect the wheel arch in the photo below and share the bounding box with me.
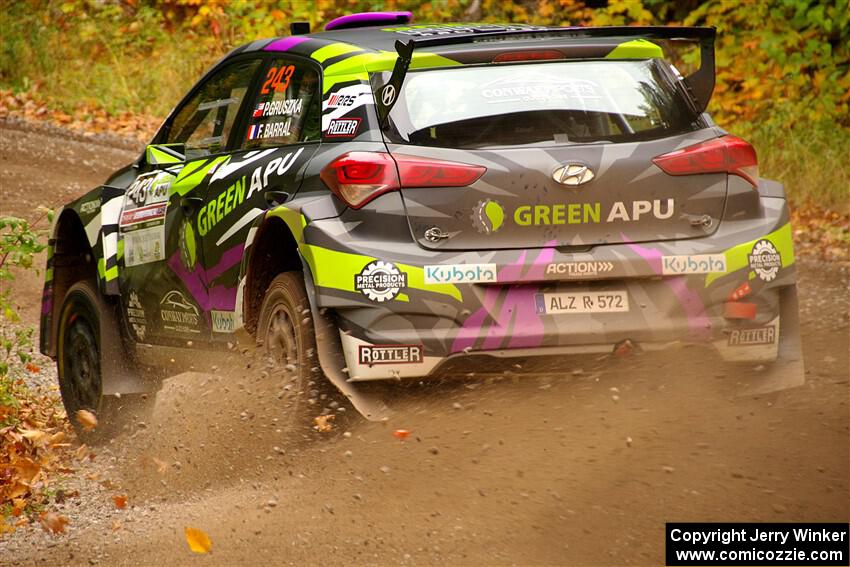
[239,211,307,336]
[41,208,99,356]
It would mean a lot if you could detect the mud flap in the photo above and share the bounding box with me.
[741,285,805,396]
[301,266,391,421]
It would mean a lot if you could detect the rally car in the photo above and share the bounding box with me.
[39,12,804,437]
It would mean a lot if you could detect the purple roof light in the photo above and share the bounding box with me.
[325,11,412,31]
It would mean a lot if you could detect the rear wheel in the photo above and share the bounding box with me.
[256,272,319,430]
[57,281,154,441]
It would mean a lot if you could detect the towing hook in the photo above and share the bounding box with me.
[613,339,639,358]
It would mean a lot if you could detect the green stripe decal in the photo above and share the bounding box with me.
[705,222,795,287]
[322,51,461,91]
[311,42,362,63]
[302,245,462,302]
[605,39,664,59]
[97,257,105,279]
[172,157,226,196]
[266,206,462,302]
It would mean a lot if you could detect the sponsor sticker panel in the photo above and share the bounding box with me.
[358,344,424,365]
[545,261,614,278]
[354,261,407,302]
[211,310,236,333]
[748,239,782,281]
[126,290,147,341]
[424,263,497,284]
[728,325,776,347]
[326,118,361,138]
[159,290,200,334]
[662,254,727,275]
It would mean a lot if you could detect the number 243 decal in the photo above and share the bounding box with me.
[261,65,295,95]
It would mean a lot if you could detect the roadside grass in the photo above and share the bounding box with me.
[739,117,850,207]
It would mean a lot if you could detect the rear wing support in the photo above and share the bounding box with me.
[375,25,716,123]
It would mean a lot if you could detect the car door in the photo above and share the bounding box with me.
[194,54,323,343]
[118,56,262,346]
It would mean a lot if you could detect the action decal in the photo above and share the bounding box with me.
[545,261,614,277]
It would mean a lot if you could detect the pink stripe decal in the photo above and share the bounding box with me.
[624,239,712,340]
[452,244,555,353]
[264,36,310,52]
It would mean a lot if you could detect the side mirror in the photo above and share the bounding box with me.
[145,143,186,167]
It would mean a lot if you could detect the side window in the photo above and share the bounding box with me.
[167,59,261,156]
[242,58,321,149]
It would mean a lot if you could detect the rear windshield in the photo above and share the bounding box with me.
[384,60,701,148]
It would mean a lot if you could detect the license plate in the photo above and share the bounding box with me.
[534,291,629,314]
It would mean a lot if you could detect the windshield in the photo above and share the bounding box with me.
[384,59,701,148]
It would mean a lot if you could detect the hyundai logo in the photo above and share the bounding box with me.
[552,163,595,186]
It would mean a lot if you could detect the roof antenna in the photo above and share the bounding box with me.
[290,22,310,35]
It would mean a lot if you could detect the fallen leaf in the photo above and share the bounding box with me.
[20,428,49,444]
[111,520,122,531]
[40,512,69,534]
[112,495,127,509]
[313,414,335,433]
[185,526,212,554]
[49,431,67,445]
[75,410,98,431]
[152,457,168,474]
[8,481,30,499]
[11,498,26,517]
[75,444,90,460]
[393,429,412,441]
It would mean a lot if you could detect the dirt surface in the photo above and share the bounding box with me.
[1,119,848,566]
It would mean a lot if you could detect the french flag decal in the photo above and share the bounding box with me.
[247,124,259,140]
[252,103,265,118]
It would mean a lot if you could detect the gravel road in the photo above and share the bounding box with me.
[1,119,847,566]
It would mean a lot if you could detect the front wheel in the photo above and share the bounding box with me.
[256,272,320,430]
[57,281,154,441]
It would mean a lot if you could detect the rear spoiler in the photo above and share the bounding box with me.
[376,25,716,123]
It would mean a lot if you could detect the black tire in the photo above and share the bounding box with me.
[255,272,319,429]
[57,280,154,441]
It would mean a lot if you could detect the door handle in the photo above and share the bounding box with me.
[180,196,203,216]
[264,190,290,207]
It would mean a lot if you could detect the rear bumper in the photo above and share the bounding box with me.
[300,196,799,382]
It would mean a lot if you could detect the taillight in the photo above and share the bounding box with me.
[321,152,485,209]
[652,135,759,188]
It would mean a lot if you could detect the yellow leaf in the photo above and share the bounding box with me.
[75,409,98,431]
[20,428,49,444]
[185,527,212,554]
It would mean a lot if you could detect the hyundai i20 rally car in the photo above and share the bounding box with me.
[40,12,804,436]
